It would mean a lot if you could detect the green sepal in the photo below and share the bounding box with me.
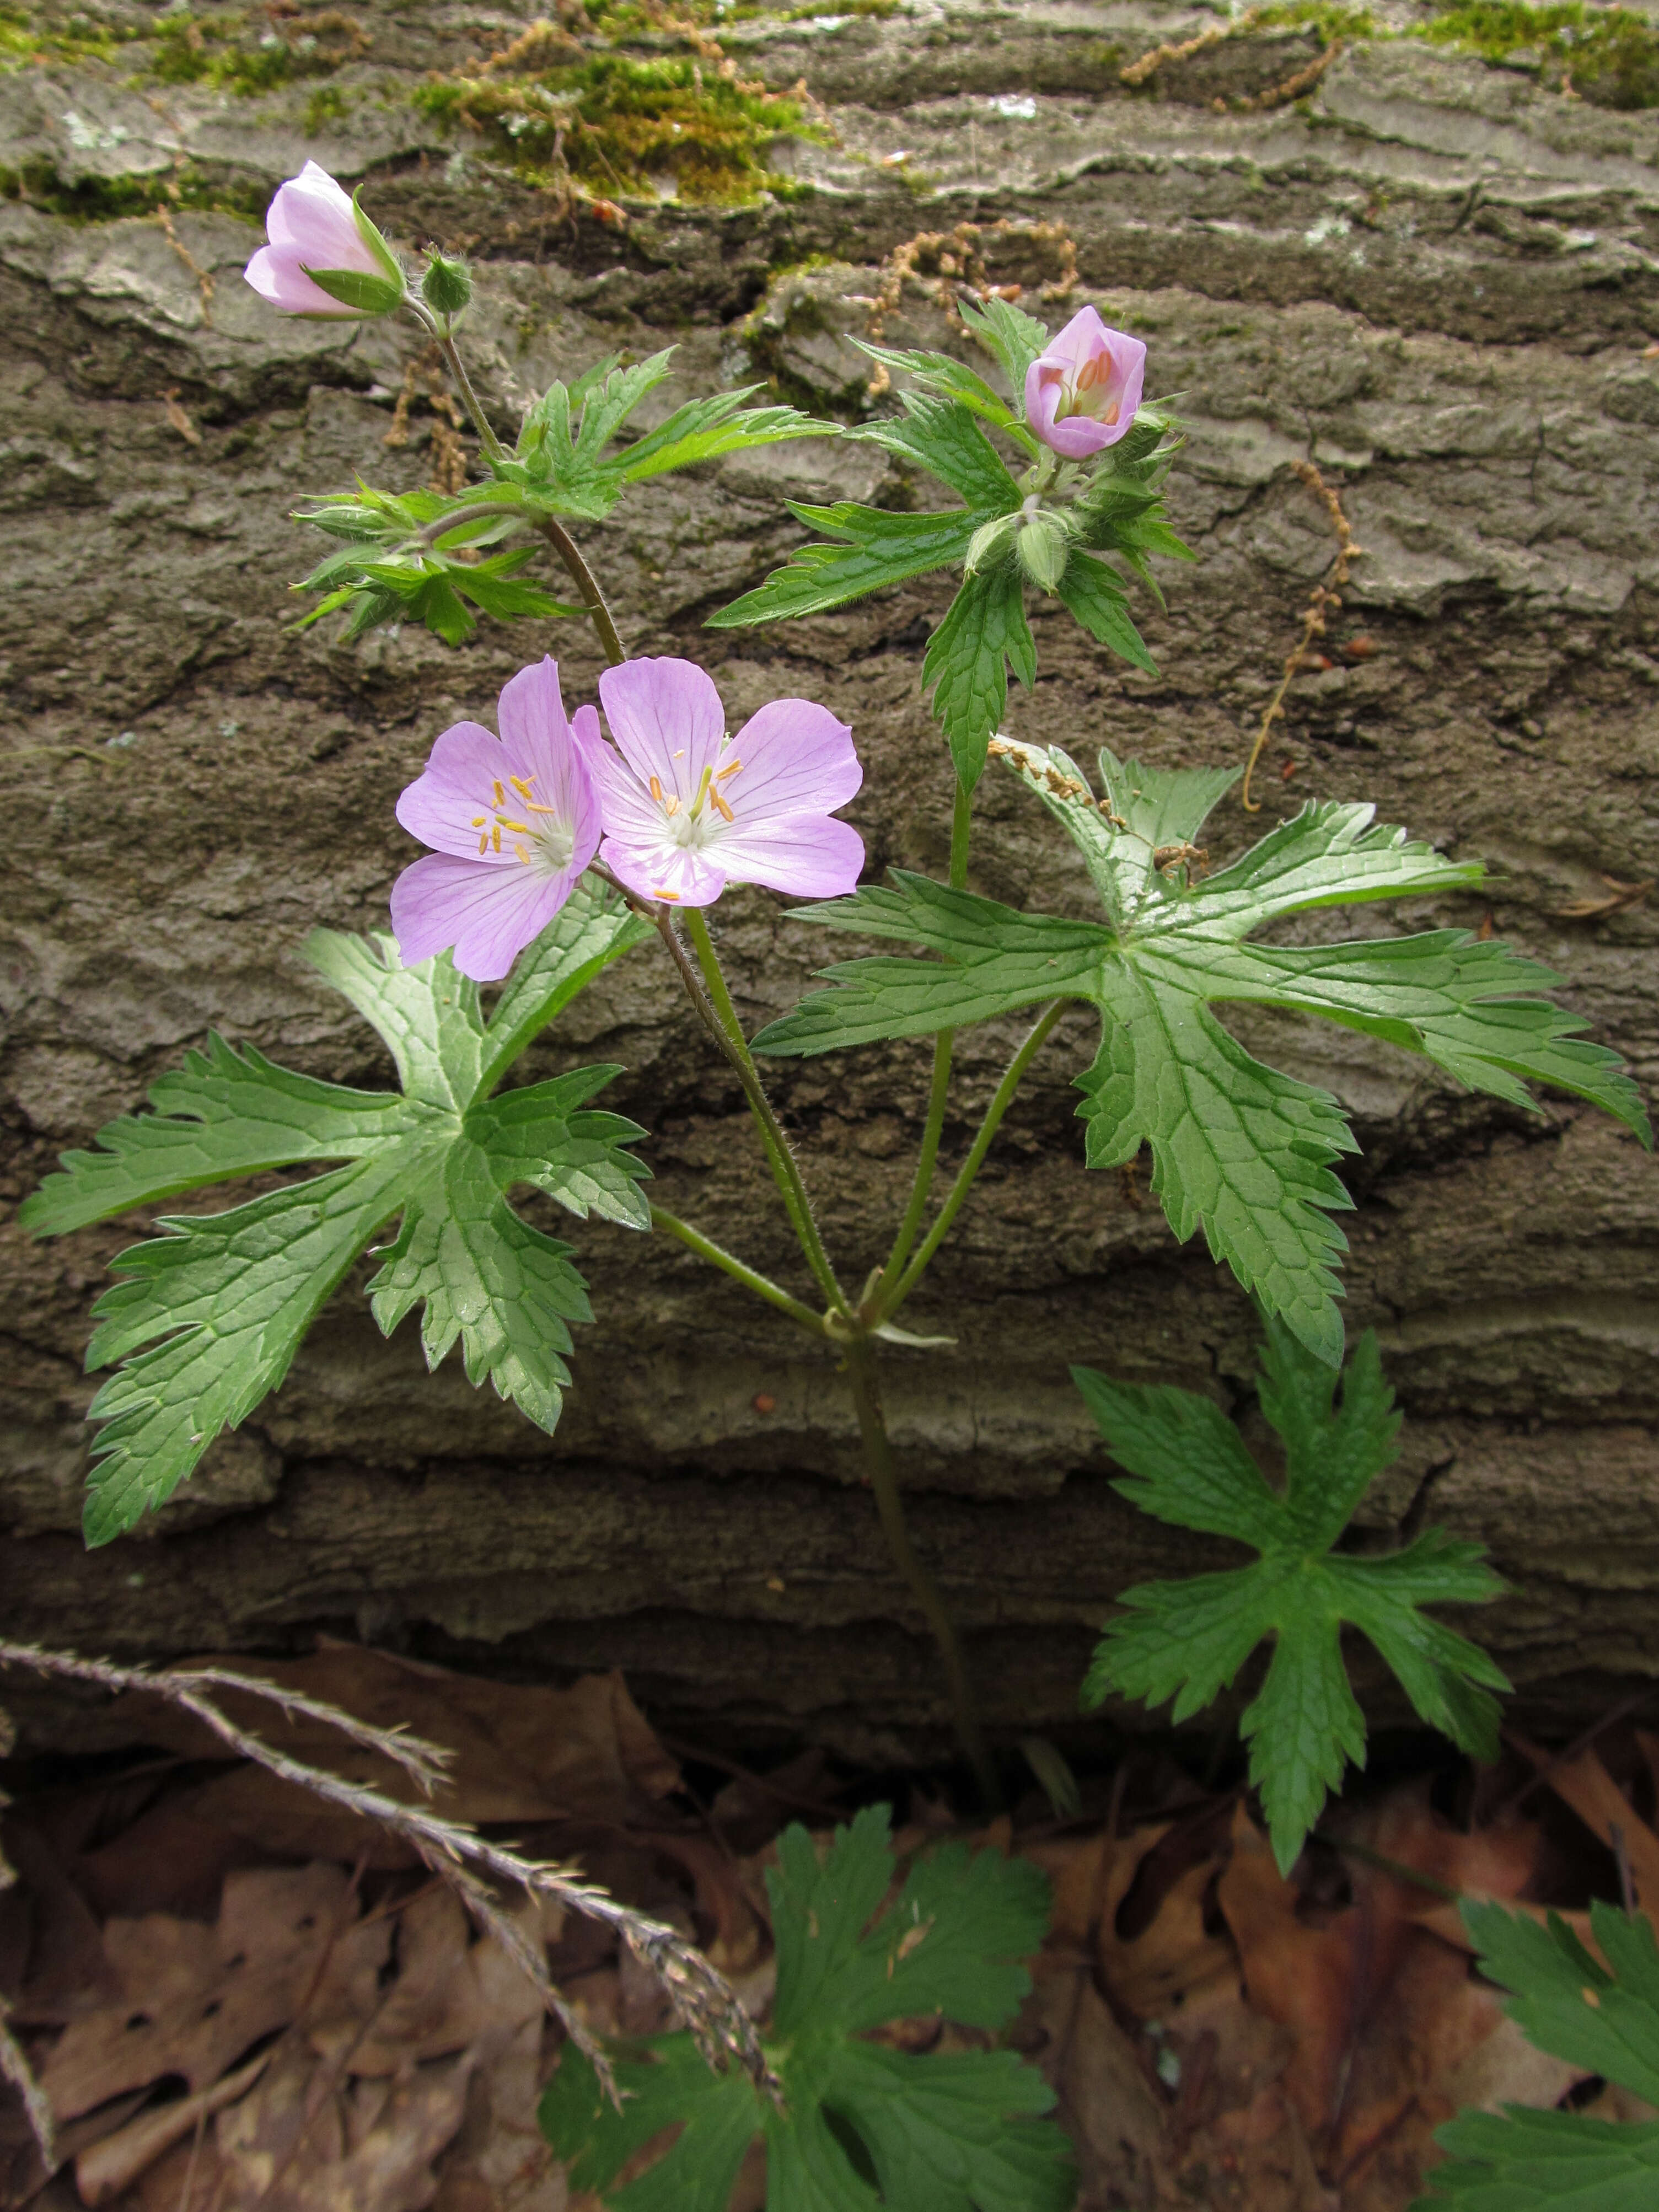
[299,265,406,316]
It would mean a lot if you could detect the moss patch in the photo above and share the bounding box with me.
[1257,0,1659,106]
[145,4,369,95]
[1,155,264,222]
[415,50,818,205]
[0,4,137,68]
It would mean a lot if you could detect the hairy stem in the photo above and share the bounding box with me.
[684,906,847,1314]
[538,516,629,669]
[412,310,507,466]
[650,1205,825,1335]
[878,1001,1066,1322]
[840,1338,1000,1806]
[871,779,974,1306]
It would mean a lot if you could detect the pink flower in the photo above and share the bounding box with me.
[244,160,404,320]
[390,658,602,982]
[583,657,863,908]
[1024,306,1147,460]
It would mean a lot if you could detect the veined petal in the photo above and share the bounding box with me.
[244,245,357,319]
[598,656,725,807]
[723,699,861,825]
[496,657,603,868]
[390,852,573,982]
[582,732,669,848]
[265,161,372,269]
[395,721,520,862]
[599,833,726,908]
[708,814,865,900]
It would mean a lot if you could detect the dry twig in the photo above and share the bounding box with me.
[385,341,473,494]
[859,219,1077,395]
[0,1640,778,2123]
[1241,459,1363,812]
[1120,12,1257,87]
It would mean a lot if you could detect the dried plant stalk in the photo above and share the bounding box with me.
[0,1639,779,2128]
[1241,460,1363,812]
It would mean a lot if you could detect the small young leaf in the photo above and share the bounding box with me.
[539,1804,1072,2212]
[1077,1321,1510,1871]
[957,296,1052,401]
[922,566,1036,790]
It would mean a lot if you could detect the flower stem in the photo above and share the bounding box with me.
[840,1335,1000,1806]
[869,779,974,1308]
[683,906,848,1315]
[878,1001,1066,1323]
[649,1206,825,1335]
[410,307,507,467]
[538,516,629,670]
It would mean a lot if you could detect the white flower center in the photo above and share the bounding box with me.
[647,750,744,850]
[470,771,573,872]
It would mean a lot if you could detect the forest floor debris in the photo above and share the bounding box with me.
[2,1646,1656,2210]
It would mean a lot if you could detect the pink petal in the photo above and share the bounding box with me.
[723,699,861,826]
[265,161,373,270]
[708,814,865,900]
[598,833,726,908]
[244,244,357,318]
[1046,303,1114,379]
[598,657,725,808]
[395,722,518,862]
[583,737,666,849]
[1035,406,1116,460]
[390,852,572,982]
[496,657,604,867]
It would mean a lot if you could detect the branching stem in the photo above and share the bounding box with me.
[538,516,629,669]
[877,1002,1066,1322]
[650,1205,824,1335]
[872,778,973,1304]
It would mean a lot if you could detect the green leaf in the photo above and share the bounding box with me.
[707,502,982,627]
[922,566,1036,790]
[957,296,1051,403]
[618,390,839,482]
[853,339,1035,450]
[853,393,1022,514]
[539,1805,1073,2212]
[1413,1902,1659,2209]
[23,896,648,1543]
[752,747,1651,1355]
[1056,552,1157,675]
[1077,1320,1510,1872]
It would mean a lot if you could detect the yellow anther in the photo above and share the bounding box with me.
[710,787,734,822]
[649,774,665,803]
[477,833,488,853]
[657,888,680,900]
[716,758,742,779]
[492,824,502,852]
[664,796,680,816]
[492,780,505,805]
[497,817,531,834]
[509,775,535,799]
[524,799,561,815]
[470,814,487,827]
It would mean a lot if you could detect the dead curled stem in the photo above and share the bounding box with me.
[1241,459,1363,812]
[0,1641,778,2120]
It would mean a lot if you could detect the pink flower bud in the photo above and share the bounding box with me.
[244,161,405,320]
[1023,305,1147,461]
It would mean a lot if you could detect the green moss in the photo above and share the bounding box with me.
[0,155,264,222]
[304,80,352,130]
[144,7,367,96]
[1423,0,1659,104]
[0,5,137,68]
[1257,2,1378,42]
[415,51,818,205]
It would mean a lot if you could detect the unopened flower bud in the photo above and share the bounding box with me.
[244,163,406,320]
[421,250,473,319]
[965,512,1019,576]
[1016,509,1071,594]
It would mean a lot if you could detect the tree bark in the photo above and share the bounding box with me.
[2,0,1656,1760]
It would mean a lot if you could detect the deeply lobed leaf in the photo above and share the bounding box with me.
[539,1805,1072,2212]
[24,888,648,1542]
[1077,1318,1509,1871]
[754,748,1651,1356]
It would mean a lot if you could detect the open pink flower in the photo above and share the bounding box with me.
[583,657,863,908]
[390,658,602,982]
[244,160,404,319]
[1024,305,1147,460]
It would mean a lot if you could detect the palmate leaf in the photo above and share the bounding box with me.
[753,744,1651,1360]
[1413,1902,1659,2209]
[1078,1322,1510,1872]
[539,1805,1073,2212]
[710,320,1186,788]
[20,887,652,1545]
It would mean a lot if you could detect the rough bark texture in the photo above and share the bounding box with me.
[2,0,1656,1762]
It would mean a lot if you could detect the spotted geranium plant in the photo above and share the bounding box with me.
[19,163,1653,2203]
